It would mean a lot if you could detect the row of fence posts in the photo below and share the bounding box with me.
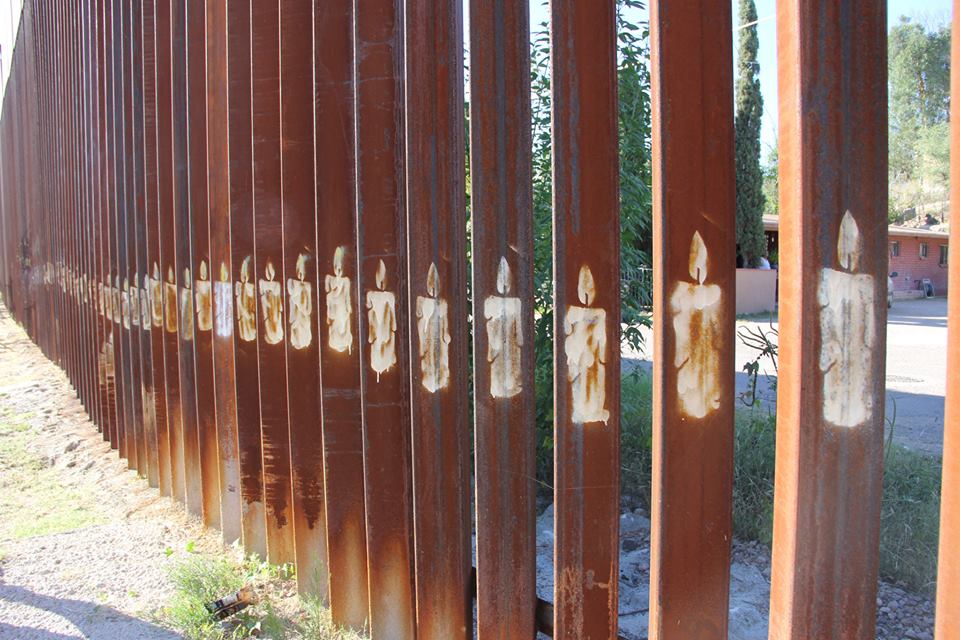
[0,0,957,638]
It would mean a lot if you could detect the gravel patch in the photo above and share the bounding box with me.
[0,310,224,639]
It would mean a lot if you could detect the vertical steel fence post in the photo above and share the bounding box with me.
[468,0,537,637]
[648,1,736,637]
[550,1,621,637]
[935,1,960,636]
[769,2,889,637]
[353,0,414,632]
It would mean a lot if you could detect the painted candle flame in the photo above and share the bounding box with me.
[688,231,708,284]
[376,259,387,290]
[219,261,229,282]
[496,256,511,295]
[241,256,252,282]
[199,260,208,281]
[426,262,440,298]
[296,253,308,281]
[837,210,861,271]
[333,246,345,278]
[577,265,596,306]
[264,260,275,281]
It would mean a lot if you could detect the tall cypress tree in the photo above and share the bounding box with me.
[735,0,766,267]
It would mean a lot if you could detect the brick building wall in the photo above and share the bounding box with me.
[889,235,949,295]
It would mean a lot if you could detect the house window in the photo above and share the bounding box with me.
[890,241,900,257]
[941,245,949,267]
[920,242,929,259]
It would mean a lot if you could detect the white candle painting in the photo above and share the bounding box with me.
[818,210,876,427]
[163,267,178,334]
[287,253,314,350]
[235,256,258,343]
[180,268,194,341]
[259,260,284,345]
[483,256,523,399]
[324,247,352,354]
[366,259,397,381]
[670,231,723,419]
[563,265,609,424]
[416,262,451,393]
[195,260,213,333]
[215,262,234,339]
[150,263,164,329]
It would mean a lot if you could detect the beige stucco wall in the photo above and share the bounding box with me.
[735,268,778,315]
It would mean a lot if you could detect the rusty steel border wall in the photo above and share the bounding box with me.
[1,1,955,639]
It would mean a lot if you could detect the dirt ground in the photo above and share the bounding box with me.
[0,308,224,639]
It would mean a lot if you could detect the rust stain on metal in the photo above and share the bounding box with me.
[551,1,621,637]
[352,0,411,632]
[768,1,888,637]
[227,0,267,558]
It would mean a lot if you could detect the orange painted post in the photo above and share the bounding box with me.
[934,1,960,635]
[550,0,621,637]
[769,1,889,638]
[648,0,736,637]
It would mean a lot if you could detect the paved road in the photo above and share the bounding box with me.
[624,297,949,456]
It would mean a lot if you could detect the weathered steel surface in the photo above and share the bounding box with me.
[352,0,412,631]
[171,0,203,517]
[142,0,173,497]
[935,2,960,636]
[123,0,148,480]
[206,0,242,544]
[648,1,736,637]
[155,0,187,503]
[227,0,267,558]
[251,0,295,565]
[278,0,327,597]
[769,2,888,638]
[404,0,472,636]
[186,0,220,529]
[467,0,537,637]
[550,1,621,637]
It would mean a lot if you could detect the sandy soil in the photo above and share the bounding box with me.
[0,308,223,640]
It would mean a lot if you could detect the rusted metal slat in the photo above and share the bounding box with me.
[156,0,186,501]
[131,0,160,487]
[97,0,119,449]
[250,0,294,566]
[186,0,220,529]
[768,2,888,637]
[205,0,242,544]
[404,0,472,636]
[648,1,736,637]
[142,0,173,496]
[278,0,326,596]
[352,0,412,631]
[227,0,267,558]
[550,1,621,637]
[122,0,146,474]
[172,0,203,516]
[109,0,134,463]
[935,1,960,636]
[467,0,537,637]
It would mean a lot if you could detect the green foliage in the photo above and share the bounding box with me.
[888,17,952,220]
[530,0,654,487]
[762,147,778,217]
[734,0,767,267]
[620,369,653,508]
[880,444,942,593]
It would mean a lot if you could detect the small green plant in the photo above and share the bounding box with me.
[298,597,367,640]
[163,554,247,640]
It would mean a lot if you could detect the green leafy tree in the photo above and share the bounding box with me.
[888,17,951,220]
[734,0,766,267]
[529,0,653,482]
